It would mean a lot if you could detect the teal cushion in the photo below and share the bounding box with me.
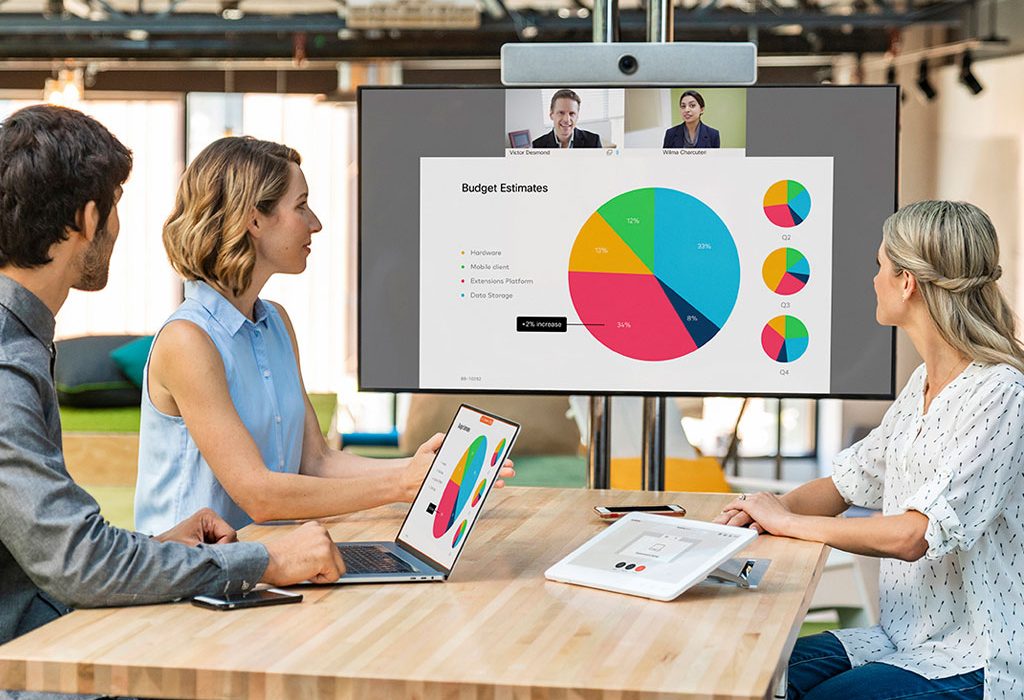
[109,335,154,390]
[55,335,143,408]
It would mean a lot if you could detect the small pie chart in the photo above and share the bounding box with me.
[471,479,487,507]
[762,315,809,363]
[762,248,810,295]
[490,438,506,467]
[763,180,811,228]
[452,520,468,548]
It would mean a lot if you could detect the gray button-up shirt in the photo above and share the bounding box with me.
[0,273,269,645]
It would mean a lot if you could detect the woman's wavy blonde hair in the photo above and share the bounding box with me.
[883,200,1024,373]
[163,136,300,297]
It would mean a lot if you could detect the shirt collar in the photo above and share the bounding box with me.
[184,279,269,336]
[552,128,574,148]
[0,273,56,346]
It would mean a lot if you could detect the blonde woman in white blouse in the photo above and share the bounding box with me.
[716,201,1024,700]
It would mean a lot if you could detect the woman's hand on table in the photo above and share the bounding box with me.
[713,492,796,536]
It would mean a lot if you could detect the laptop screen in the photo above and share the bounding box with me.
[397,405,520,571]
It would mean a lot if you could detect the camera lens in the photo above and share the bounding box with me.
[618,54,638,75]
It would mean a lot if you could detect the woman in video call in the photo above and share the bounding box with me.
[662,90,721,149]
[716,201,1024,699]
[133,137,514,534]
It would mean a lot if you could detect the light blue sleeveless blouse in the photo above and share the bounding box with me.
[134,280,305,534]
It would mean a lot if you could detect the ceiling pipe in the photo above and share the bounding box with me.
[647,0,674,42]
[593,0,620,43]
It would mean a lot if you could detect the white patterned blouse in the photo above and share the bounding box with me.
[829,361,1024,699]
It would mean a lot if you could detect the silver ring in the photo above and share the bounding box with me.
[738,494,747,501]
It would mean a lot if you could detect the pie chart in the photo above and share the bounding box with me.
[490,438,506,467]
[471,479,487,507]
[761,315,809,363]
[432,435,487,538]
[762,248,810,295]
[763,180,811,228]
[568,188,740,361]
[452,520,468,548]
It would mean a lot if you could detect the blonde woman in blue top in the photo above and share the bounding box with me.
[134,137,514,534]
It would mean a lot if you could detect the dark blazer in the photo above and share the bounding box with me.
[532,128,602,149]
[662,122,721,149]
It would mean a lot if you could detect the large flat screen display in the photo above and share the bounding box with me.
[359,86,897,398]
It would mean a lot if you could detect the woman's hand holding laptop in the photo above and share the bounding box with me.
[398,432,516,502]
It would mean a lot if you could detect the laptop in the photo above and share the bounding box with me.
[334,404,520,583]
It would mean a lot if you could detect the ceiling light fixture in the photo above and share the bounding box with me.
[221,1,244,20]
[885,64,907,103]
[43,68,84,105]
[959,50,984,95]
[916,60,937,101]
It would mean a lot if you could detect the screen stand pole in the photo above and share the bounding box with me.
[583,0,619,493]
[587,396,612,489]
[637,0,673,493]
[642,397,666,490]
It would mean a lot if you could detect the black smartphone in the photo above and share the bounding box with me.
[593,504,687,520]
[191,588,303,610]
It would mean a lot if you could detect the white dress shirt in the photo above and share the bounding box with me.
[830,362,1024,699]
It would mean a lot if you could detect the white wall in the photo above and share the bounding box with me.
[240,95,356,394]
[930,56,1024,309]
[830,49,1024,460]
[0,98,185,341]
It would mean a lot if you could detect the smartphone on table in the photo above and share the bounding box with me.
[191,588,302,610]
[593,504,687,520]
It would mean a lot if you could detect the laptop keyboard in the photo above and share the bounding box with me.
[339,545,415,574]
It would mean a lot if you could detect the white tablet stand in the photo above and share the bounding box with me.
[706,557,772,589]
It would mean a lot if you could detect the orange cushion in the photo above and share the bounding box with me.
[610,457,730,492]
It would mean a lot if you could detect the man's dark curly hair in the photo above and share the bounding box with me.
[0,104,132,268]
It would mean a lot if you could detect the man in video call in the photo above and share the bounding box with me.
[532,89,603,149]
[0,104,345,663]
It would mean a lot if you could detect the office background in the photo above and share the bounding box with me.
[0,0,1020,482]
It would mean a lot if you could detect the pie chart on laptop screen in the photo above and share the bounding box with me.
[432,435,487,538]
[763,179,811,228]
[568,187,740,362]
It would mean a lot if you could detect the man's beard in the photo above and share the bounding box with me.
[74,225,115,292]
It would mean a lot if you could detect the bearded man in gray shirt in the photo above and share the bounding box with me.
[0,104,346,658]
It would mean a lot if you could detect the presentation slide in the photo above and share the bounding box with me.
[359,86,898,398]
[419,156,833,394]
[398,406,518,569]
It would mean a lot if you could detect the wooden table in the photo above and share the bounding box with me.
[0,487,828,699]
